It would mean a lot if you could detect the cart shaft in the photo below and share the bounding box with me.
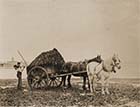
[54,70,87,77]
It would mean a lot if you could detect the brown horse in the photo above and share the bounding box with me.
[61,55,102,90]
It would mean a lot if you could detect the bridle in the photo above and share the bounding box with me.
[102,56,121,73]
[112,56,121,69]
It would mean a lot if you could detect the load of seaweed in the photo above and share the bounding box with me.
[27,48,65,73]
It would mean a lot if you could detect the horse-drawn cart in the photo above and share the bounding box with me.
[26,48,101,90]
[26,48,67,89]
[26,48,88,90]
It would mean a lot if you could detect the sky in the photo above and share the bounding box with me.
[0,0,139,78]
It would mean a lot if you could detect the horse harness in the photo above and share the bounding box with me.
[102,60,117,73]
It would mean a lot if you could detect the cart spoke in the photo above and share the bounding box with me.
[37,83,40,88]
[39,81,43,88]
[41,80,45,86]
[44,79,48,86]
[41,80,46,87]
[34,82,37,88]
[32,81,36,88]
[49,80,53,87]
[52,81,55,87]
[28,66,64,89]
[54,80,58,86]
[56,78,61,83]
[53,81,56,87]
[56,79,60,83]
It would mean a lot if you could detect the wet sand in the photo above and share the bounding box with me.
[0,78,139,106]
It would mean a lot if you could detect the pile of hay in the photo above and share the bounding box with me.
[27,48,65,73]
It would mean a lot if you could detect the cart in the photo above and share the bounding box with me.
[26,48,66,89]
[26,48,88,90]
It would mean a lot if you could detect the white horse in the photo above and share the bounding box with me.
[86,54,121,95]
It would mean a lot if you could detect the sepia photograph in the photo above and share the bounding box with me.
[0,0,140,106]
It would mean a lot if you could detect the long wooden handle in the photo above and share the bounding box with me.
[17,50,28,67]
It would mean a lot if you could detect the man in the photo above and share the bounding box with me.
[13,62,25,90]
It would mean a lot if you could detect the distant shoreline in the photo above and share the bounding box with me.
[0,78,139,80]
[0,67,14,69]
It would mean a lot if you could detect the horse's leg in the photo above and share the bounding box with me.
[92,74,97,93]
[87,76,90,90]
[67,75,72,88]
[101,74,105,95]
[59,76,66,87]
[82,76,87,90]
[63,76,66,87]
[86,65,94,93]
[88,74,93,93]
[105,77,110,94]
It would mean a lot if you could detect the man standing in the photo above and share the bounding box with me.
[13,62,25,90]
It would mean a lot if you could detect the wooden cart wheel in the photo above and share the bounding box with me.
[47,75,62,88]
[46,67,62,88]
[27,66,48,89]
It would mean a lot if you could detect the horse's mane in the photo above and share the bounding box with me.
[87,58,97,64]
[86,57,102,64]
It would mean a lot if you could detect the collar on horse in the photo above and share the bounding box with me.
[102,60,116,73]
[102,65,108,72]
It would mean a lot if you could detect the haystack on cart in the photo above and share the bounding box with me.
[26,48,65,89]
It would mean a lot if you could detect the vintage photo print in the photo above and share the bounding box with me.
[0,0,139,106]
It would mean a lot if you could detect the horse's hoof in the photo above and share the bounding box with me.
[62,86,67,92]
[106,91,110,95]
[63,86,67,89]
[101,91,105,95]
[82,87,87,90]
[86,92,94,96]
[67,85,72,88]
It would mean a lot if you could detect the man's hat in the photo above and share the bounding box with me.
[17,62,21,65]
[13,62,21,69]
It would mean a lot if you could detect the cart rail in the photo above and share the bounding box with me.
[53,70,87,78]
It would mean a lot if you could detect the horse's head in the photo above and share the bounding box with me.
[95,55,103,63]
[112,54,121,70]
